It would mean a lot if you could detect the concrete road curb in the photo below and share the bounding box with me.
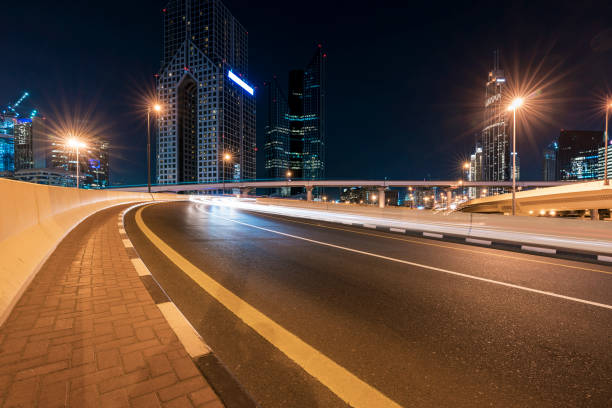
[120,203,258,408]
[342,221,612,266]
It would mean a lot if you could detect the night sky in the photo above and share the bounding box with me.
[3,0,612,185]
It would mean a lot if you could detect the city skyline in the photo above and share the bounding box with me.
[1,1,611,185]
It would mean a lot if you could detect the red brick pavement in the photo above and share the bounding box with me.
[0,205,223,408]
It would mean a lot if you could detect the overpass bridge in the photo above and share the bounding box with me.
[460,180,612,219]
[110,179,574,208]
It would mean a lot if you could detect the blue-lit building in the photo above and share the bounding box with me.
[557,130,603,180]
[0,117,15,175]
[156,0,256,186]
[265,46,327,189]
[542,139,558,181]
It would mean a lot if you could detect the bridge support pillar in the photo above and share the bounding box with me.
[378,187,386,208]
[240,188,253,198]
[306,186,313,202]
[447,190,453,208]
[591,209,600,221]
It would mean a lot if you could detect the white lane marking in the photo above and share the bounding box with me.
[423,232,443,239]
[466,238,492,246]
[341,221,353,225]
[131,258,151,276]
[157,302,211,358]
[598,255,612,263]
[390,228,406,233]
[363,224,377,229]
[212,214,612,312]
[119,228,127,235]
[522,245,556,254]
[122,239,133,248]
[117,221,123,227]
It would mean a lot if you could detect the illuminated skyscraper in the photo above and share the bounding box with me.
[481,51,514,191]
[157,0,256,185]
[264,46,326,187]
[264,77,289,180]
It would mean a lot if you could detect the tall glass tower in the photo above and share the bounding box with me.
[481,51,512,190]
[264,46,326,186]
[157,0,256,185]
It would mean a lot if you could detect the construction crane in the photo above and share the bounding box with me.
[2,92,30,117]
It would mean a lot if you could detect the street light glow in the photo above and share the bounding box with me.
[224,153,231,161]
[153,104,162,112]
[67,138,86,148]
[508,97,524,111]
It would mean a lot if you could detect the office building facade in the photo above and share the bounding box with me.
[264,46,326,185]
[263,77,289,180]
[157,0,256,186]
[481,60,510,184]
[557,130,603,180]
[598,142,612,181]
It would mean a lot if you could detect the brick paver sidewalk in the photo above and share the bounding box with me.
[0,205,223,408]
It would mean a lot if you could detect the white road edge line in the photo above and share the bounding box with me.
[390,228,406,233]
[521,245,556,254]
[466,238,492,246]
[423,232,443,239]
[121,201,213,360]
[212,213,612,312]
[157,301,211,358]
[363,224,377,229]
[131,258,151,276]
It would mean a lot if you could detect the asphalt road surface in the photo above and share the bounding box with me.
[124,201,612,408]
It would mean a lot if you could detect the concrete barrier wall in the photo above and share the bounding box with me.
[0,179,184,325]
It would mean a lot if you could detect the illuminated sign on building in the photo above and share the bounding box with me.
[228,71,254,95]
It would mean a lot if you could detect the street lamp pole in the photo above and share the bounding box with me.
[512,107,516,216]
[67,138,86,189]
[147,104,162,194]
[147,107,151,194]
[508,97,524,216]
[76,146,80,189]
[605,101,610,185]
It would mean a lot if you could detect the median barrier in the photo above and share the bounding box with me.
[252,197,612,258]
[0,178,184,325]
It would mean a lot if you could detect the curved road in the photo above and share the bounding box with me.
[124,201,612,408]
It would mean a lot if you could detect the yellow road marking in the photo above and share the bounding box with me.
[248,211,612,277]
[135,205,402,408]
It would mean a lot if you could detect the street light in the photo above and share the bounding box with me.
[605,100,612,185]
[222,153,232,194]
[147,103,162,194]
[67,138,86,189]
[507,97,524,216]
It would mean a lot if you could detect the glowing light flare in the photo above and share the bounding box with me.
[507,97,524,111]
[228,71,254,95]
[67,138,86,149]
[224,153,231,161]
[153,104,162,112]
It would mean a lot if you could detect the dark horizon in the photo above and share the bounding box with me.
[2,0,611,185]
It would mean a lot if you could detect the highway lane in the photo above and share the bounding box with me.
[124,201,612,407]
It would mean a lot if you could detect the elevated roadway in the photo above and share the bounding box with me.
[460,180,612,218]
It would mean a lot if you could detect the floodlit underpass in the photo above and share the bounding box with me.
[2,179,612,407]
